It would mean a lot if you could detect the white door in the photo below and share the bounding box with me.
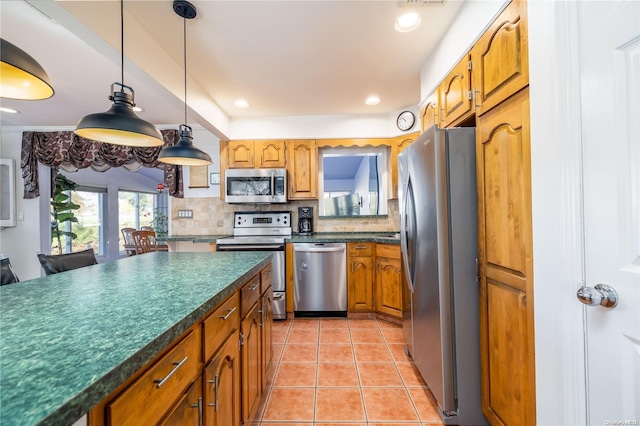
[578,1,640,424]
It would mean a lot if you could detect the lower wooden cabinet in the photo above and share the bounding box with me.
[204,331,241,426]
[347,243,374,311]
[375,244,402,318]
[260,286,274,390]
[160,377,202,426]
[241,301,262,424]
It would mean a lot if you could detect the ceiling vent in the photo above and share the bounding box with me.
[398,0,446,6]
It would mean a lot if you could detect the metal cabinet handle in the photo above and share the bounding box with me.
[577,284,618,308]
[154,356,188,388]
[273,293,284,300]
[250,282,260,291]
[190,397,203,426]
[354,245,368,249]
[207,375,219,411]
[219,307,237,320]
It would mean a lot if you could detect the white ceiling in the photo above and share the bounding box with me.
[0,0,464,139]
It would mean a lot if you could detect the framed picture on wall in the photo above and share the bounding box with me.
[0,159,16,227]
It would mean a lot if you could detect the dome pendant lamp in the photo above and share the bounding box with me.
[158,0,212,166]
[1,39,54,100]
[74,0,163,147]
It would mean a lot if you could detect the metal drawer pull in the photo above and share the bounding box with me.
[354,245,368,249]
[250,283,260,291]
[154,356,188,388]
[219,307,237,320]
[273,293,284,300]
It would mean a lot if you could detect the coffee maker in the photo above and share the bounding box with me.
[298,207,314,236]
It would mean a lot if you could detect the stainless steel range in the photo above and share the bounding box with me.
[215,211,290,320]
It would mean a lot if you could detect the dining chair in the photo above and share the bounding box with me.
[1,257,20,285]
[131,230,159,255]
[121,227,137,256]
[140,226,154,232]
[37,248,98,276]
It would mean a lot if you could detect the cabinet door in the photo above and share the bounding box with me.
[420,91,439,132]
[260,287,273,391]
[471,0,529,117]
[390,133,418,199]
[256,140,286,168]
[439,53,473,127]
[160,378,202,426]
[376,257,402,318]
[204,331,241,426]
[286,140,317,199]
[347,256,373,311]
[228,141,255,168]
[476,88,534,426]
[240,304,262,424]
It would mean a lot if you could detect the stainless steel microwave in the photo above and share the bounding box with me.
[225,168,287,203]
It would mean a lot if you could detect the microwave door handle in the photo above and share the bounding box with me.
[271,171,275,198]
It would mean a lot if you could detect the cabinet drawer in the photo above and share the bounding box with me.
[108,330,200,426]
[376,244,400,260]
[203,292,240,362]
[348,242,373,257]
[261,264,273,291]
[241,274,261,317]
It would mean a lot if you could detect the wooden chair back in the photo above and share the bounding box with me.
[121,227,136,256]
[131,230,159,255]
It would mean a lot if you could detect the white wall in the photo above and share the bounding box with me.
[180,127,221,199]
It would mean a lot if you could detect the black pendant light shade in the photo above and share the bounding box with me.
[158,0,212,166]
[158,124,212,166]
[75,83,164,147]
[74,0,163,147]
[0,38,54,100]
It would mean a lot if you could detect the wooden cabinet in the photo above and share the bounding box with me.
[471,0,529,117]
[260,285,273,390]
[420,90,439,132]
[286,139,318,199]
[390,133,419,199]
[204,331,241,426]
[160,377,202,426]
[347,243,374,311]
[439,53,473,128]
[375,244,402,318]
[476,88,534,426]
[240,291,262,423]
[227,140,286,168]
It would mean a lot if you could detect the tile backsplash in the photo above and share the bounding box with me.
[170,198,399,235]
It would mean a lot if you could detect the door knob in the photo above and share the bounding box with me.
[577,284,618,308]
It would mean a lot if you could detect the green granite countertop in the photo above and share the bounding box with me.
[155,234,230,243]
[0,252,271,426]
[286,232,400,244]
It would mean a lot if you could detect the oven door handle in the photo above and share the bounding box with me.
[217,244,285,251]
[270,171,275,198]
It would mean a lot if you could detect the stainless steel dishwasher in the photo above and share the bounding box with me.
[293,243,347,317]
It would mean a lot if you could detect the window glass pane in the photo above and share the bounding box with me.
[139,193,154,228]
[118,191,157,252]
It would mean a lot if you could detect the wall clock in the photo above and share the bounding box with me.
[396,110,415,131]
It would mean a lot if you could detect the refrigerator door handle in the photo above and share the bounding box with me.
[400,177,416,292]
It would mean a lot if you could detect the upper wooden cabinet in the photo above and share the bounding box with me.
[390,133,419,199]
[439,53,474,128]
[420,91,439,133]
[227,140,286,168]
[471,0,529,117]
[286,139,318,200]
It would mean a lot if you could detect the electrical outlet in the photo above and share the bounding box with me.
[177,210,193,218]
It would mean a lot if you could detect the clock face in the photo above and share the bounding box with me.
[397,111,415,131]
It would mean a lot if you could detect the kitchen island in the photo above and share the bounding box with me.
[0,251,271,426]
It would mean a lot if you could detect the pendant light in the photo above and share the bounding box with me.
[74,0,163,147]
[0,38,54,100]
[158,0,212,166]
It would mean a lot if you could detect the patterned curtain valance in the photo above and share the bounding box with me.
[20,130,184,199]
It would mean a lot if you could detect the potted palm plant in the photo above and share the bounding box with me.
[50,173,80,254]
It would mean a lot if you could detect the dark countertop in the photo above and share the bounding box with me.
[0,252,271,426]
[158,233,400,245]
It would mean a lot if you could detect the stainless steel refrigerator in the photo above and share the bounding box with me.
[398,125,487,425]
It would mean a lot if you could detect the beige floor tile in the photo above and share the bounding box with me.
[407,387,444,424]
[357,362,404,387]
[274,363,317,387]
[350,328,384,344]
[317,363,359,387]
[395,362,428,387]
[280,344,318,363]
[319,328,351,344]
[318,344,355,363]
[286,328,319,344]
[315,387,366,422]
[262,387,315,422]
[362,387,420,422]
[353,344,392,363]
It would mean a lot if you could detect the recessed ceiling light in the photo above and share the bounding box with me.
[0,107,20,114]
[365,96,380,106]
[235,99,250,108]
[395,12,422,32]
[132,106,144,112]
